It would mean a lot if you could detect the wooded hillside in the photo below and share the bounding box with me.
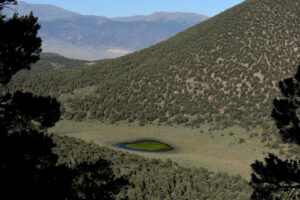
[10,0,300,132]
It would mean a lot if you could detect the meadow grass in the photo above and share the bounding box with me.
[50,120,280,179]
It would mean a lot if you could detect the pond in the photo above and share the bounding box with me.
[115,139,173,152]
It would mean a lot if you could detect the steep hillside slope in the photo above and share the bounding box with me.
[10,0,300,130]
[4,1,208,60]
[20,53,89,74]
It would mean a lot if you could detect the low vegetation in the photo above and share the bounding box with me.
[20,53,89,73]
[50,120,287,178]
[52,133,252,199]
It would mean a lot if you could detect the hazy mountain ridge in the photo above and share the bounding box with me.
[10,0,300,132]
[112,12,207,23]
[3,1,208,60]
[3,1,81,21]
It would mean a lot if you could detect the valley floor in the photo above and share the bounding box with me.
[50,120,278,179]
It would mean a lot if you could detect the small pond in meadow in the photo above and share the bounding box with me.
[115,140,173,152]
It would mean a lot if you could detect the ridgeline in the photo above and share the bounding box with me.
[10,0,300,131]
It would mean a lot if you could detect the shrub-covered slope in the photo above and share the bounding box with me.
[10,0,300,128]
[20,53,89,74]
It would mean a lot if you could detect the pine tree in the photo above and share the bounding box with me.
[250,65,300,199]
[0,1,127,199]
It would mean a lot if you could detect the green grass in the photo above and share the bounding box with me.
[125,141,173,151]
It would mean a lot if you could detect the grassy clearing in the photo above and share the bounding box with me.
[50,120,280,179]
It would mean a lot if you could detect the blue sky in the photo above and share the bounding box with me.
[21,0,245,17]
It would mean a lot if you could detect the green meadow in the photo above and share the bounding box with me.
[123,141,173,151]
[50,120,283,179]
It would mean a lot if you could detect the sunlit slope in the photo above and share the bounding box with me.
[20,53,89,74]
[11,0,300,128]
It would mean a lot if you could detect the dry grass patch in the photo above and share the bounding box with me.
[50,120,279,179]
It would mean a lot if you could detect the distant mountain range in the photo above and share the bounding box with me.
[3,1,208,60]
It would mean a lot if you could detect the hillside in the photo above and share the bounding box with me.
[10,0,300,132]
[4,1,208,60]
[20,53,90,74]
